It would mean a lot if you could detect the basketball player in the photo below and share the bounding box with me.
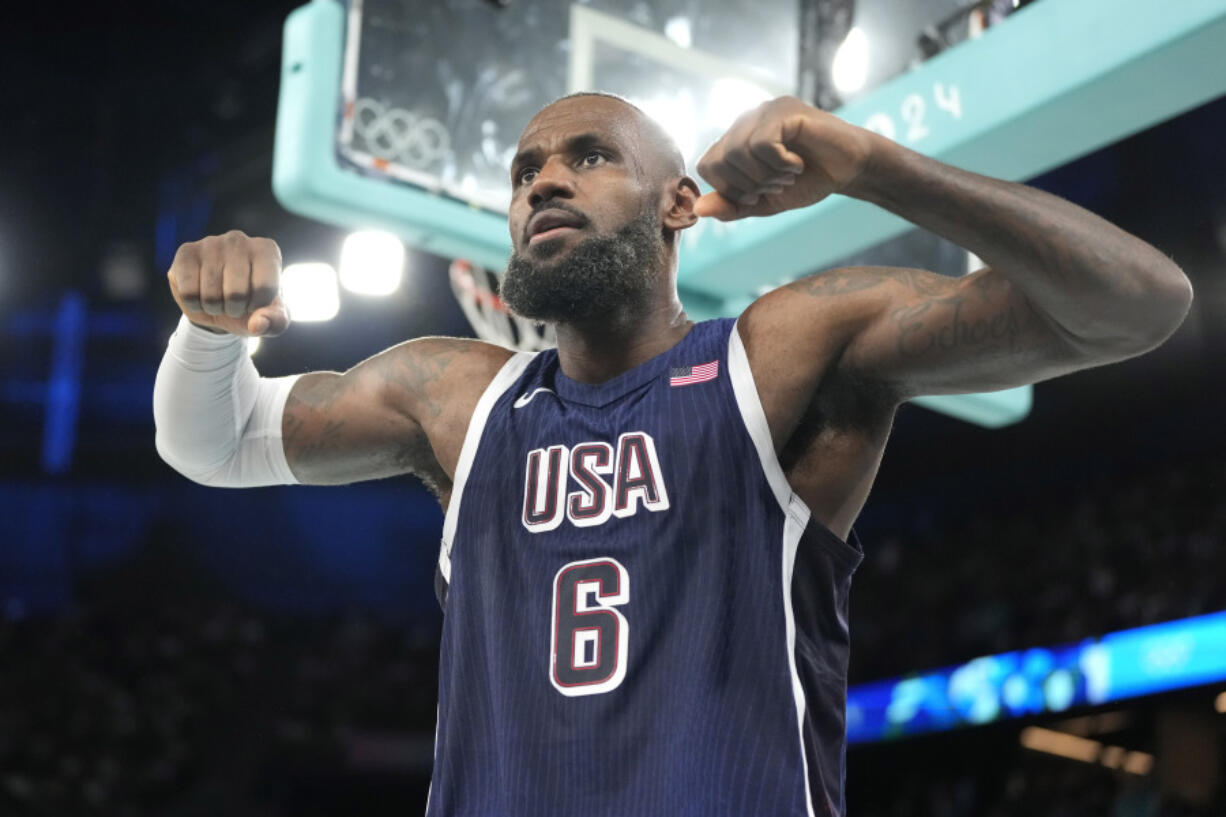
[153,94,1191,816]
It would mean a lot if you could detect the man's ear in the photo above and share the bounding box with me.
[662,176,700,233]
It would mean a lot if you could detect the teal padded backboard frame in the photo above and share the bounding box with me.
[273,0,1226,428]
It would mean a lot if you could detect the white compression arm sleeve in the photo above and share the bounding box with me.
[153,315,302,487]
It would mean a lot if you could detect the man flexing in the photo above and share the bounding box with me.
[154,94,1191,816]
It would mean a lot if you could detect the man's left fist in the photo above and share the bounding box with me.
[694,96,878,221]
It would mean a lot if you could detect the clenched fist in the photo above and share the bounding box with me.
[167,230,290,336]
[694,96,878,222]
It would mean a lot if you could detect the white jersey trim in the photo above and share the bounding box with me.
[438,350,535,583]
[729,320,817,817]
[781,507,817,817]
[424,703,439,814]
[727,322,811,524]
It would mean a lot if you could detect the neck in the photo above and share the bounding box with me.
[553,292,692,384]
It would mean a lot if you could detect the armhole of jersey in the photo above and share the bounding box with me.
[728,320,811,526]
[438,350,535,582]
[729,319,821,817]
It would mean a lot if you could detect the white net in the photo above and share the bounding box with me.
[448,259,556,352]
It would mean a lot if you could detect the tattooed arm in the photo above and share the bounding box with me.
[282,338,513,493]
[829,141,1192,396]
[156,230,513,497]
[700,98,1192,416]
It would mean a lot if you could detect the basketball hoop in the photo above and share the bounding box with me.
[448,259,556,352]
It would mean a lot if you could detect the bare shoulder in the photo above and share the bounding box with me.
[737,269,910,538]
[282,336,515,490]
[378,336,517,474]
[738,263,1088,536]
[737,267,904,448]
[739,262,1079,426]
[379,335,517,427]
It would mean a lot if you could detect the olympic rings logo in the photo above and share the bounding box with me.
[352,98,451,168]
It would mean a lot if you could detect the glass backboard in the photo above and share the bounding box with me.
[274,0,1226,426]
[336,0,799,214]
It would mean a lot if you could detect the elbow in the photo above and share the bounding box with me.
[1067,266,1193,358]
[1136,265,1194,349]
[154,432,202,484]
[154,429,234,486]
[1168,267,1195,320]
[1112,268,1193,355]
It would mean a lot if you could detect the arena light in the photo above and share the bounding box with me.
[1054,710,1133,736]
[339,229,404,296]
[634,92,698,165]
[1122,751,1154,776]
[849,611,1226,744]
[1019,727,1154,776]
[831,27,869,95]
[664,16,691,49]
[1042,668,1077,711]
[281,262,340,322]
[1019,726,1101,764]
[706,77,773,131]
[1100,745,1126,769]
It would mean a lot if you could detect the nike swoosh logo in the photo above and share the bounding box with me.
[513,387,556,409]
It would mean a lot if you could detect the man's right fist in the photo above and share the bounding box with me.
[167,230,290,337]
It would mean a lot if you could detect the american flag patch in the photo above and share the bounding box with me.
[669,360,719,387]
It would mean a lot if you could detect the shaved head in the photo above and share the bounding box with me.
[545,92,687,185]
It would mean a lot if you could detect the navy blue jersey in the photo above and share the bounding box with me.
[428,318,863,817]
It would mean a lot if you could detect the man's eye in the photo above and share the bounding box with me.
[518,168,538,185]
[582,151,605,167]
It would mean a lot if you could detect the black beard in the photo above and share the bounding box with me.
[501,209,663,325]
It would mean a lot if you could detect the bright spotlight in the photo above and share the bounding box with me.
[281,262,340,322]
[832,27,869,95]
[664,16,692,49]
[339,230,404,296]
[1122,751,1154,776]
[634,91,698,165]
[706,78,773,131]
[246,336,261,356]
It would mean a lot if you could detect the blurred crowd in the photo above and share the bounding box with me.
[0,456,1222,814]
[850,456,1226,682]
[0,541,437,816]
[852,755,1219,817]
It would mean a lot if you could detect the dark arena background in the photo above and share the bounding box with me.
[2,0,1225,815]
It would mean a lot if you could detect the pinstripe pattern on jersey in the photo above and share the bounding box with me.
[428,318,861,817]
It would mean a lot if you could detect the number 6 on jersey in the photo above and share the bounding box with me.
[550,557,630,697]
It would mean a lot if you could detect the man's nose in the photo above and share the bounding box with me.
[528,158,576,208]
